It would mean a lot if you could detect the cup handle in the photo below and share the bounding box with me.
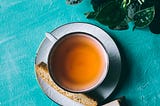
[45,32,57,43]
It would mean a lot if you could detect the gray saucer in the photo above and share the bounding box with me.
[35,23,121,105]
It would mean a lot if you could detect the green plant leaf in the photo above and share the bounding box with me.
[133,6,155,28]
[109,18,129,30]
[95,1,126,27]
[127,1,141,19]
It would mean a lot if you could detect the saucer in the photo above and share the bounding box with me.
[35,22,121,105]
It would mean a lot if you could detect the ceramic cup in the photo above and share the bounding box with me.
[47,28,109,93]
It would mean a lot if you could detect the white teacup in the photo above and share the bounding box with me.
[46,32,109,93]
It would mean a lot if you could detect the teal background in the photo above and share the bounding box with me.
[0,0,160,106]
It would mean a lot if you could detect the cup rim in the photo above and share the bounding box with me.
[48,32,109,93]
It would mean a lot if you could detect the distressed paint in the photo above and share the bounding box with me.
[0,0,160,106]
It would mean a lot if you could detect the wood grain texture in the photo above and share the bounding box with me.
[0,0,160,106]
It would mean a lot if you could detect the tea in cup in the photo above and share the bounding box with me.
[48,32,109,92]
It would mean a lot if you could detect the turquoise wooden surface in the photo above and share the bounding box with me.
[0,0,160,106]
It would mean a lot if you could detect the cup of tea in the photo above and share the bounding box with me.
[47,27,109,93]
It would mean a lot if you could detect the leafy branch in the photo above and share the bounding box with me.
[67,0,160,34]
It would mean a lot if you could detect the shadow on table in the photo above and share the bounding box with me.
[100,33,132,106]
